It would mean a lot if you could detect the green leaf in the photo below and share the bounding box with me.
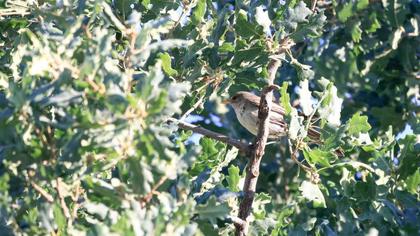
[195,197,230,222]
[148,91,168,114]
[353,174,376,200]
[191,0,206,25]
[356,0,369,10]
[288,109,302,140]
[232,43,268,65]
[114,0,135,20]
[273,204,296,229]
[398,135,419,181]
[191,138,227,175]
[351,23,362,43]
[159,53,178,76]
[347,112,371,135]
[53,203,67,233]
[253,192,272,219]
[287,1,312,23]
[303,147,336,167]
[302,217,317,231]
[291,60,315,80]
[226,165,240,192]
[367,13,381,33]
[235,10,263,39]
[280,82,292,116]
[274,0,297,20]
[299,181,326,208]
[290,11,326,42]
[127,158,154,195]
[219,42,235,52]
[141,0,150,8]
[321,125,346,151]
[318,81,343,127]
[338,2,354,22]
[82,177,123,207]
[405,169,420,194]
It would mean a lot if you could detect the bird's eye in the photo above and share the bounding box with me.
[232,95,238,101]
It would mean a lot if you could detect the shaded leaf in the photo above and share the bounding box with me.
[195,197,230,222]
[397,135,419,181]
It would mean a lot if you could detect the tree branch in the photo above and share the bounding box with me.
[167,118,251,155]
[56,178,72,225]
[235,59,281,236]
[30,181,54,203]
[140,175,168,207]
[229,215,246,228]
[311,0,318,12]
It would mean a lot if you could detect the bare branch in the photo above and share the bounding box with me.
[236,59,282,236]
[56,178,72,224]
[30,181,54,203]
[71,181,82,220]
[311,0,318,12]
[140,175,168,207]
[230,216,246,228]
[168,118,251,155]
[180,95,205,121]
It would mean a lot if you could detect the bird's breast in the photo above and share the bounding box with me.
[235,104,259,136]
[234,103,287,139]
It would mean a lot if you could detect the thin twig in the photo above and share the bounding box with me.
[140,176,169,207]
[56,178,72,223]
[235,59,281,236]
[168,118,251,154]
[180,95,205,121]
[288,140,312,173]
[71,182,81,220]
[30,181,54,203]
[311,0,318,12]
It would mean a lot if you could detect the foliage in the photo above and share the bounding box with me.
[0,0,418,235]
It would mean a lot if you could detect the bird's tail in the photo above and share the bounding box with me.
[307,127,322,143]
[307,124,344,156]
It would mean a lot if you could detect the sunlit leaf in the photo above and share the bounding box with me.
[280,82,292,115]
[299,181,326,208]
[191,0,206,25]
[347,113,371,136]
[338,2,354,22]
[159,52,178,76]
[226,165,240,192]
[303,147,336,167]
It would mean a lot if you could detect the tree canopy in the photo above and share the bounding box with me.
[0,0,419,235]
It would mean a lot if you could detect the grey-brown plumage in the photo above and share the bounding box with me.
[227,91,320,140]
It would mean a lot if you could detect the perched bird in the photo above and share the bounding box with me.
[225,91,320,141]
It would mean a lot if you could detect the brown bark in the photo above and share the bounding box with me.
[167,118,251,155]
[235,59,281,236]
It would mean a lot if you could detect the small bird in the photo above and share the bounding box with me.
[225,91,320,140]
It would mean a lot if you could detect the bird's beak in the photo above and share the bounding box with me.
[222,98,231,104]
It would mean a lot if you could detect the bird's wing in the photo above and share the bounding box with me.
[243,92,286,115]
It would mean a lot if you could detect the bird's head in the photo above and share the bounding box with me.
[224,92,257,110]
